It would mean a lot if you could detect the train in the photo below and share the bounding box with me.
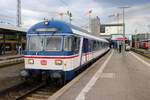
[132,33,150,49]
[21,20,110,83]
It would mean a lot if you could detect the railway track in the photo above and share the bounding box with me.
[0,51,110,100]
[0,81,62,100]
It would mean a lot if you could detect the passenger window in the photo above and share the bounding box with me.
[88,40,92,51]
[74,37,80,50]
[93,41,97,51]
[97,42,99,49]
[92,40,94,51]
[82,38,88,53]
[64,36,72,51]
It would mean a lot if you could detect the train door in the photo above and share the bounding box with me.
[79,37,83,66]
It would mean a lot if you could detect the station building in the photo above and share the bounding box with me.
[0,24,26,55]
[90,16,101,36]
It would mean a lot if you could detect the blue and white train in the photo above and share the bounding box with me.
[22,20,109,82]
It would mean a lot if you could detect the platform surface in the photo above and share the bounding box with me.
[56,50,150,100]
[0,54,23,60]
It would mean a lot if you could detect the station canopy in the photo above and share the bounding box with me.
[112,37,128,41]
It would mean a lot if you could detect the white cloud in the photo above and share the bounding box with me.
[20,0,105,27]
[22,18,39,28]
[126,15,150,34]
[1,0,150,34]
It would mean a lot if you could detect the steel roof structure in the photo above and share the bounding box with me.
[0,24,27,33]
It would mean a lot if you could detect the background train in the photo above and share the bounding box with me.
[132,33,150,49]
[21,20,110,83]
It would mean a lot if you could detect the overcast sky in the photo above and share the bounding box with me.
[0,0,150,34]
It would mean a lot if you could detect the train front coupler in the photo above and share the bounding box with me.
[20,69,30,80]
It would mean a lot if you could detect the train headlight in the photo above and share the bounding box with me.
[28,59,34,64]
[55,60,63,65]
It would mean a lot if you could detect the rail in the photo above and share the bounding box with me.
[0,81,62,100]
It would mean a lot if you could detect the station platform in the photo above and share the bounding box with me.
[0,54,23,67]
[0,54,23,60]
[50,50,150,100]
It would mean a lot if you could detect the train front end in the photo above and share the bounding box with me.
[22,20,76,82]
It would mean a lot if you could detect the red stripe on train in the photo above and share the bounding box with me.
[24,55,79,59]
[24,51,96,59]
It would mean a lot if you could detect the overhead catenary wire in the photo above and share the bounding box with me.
[2,1,150,28]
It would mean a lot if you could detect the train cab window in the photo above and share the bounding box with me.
[45,36,62,51]
[28,36,44,51]
[64,36,72,51]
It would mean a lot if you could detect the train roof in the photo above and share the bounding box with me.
[28,20,108,43]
